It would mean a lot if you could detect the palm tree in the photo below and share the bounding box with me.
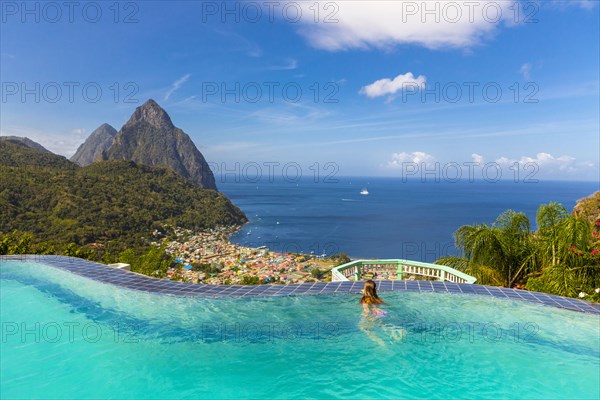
[530,202,596,296]
[437,210,538,287]
[438,202,599,298]
[536,202,591,267]
[536,202,570,267]
[435,256,504,286]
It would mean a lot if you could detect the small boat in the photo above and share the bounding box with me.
[360,188,369,195]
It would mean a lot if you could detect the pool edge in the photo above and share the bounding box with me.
[2,255,599,315]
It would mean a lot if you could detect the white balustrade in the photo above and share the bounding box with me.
[331,259,476,284]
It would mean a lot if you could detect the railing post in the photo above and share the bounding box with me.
[397,262,403,280]
[441,270,446,282]
[356,263,361,280]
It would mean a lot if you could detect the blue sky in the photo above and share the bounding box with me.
[1,0,599,181]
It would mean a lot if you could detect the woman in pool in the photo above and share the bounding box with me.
[359,280,404,345]
[360,279,385,315]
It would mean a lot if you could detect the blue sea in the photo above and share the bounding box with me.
[219,178,598,262]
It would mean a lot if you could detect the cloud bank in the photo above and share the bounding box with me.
[360,72,426,100]
[386,151,596,180]
[288,0,518,51]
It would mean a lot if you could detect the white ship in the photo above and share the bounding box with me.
[360,188,369,195]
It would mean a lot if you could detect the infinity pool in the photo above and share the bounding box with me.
[1,260,599,399]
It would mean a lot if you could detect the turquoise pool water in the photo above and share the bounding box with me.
[1,261,599,399]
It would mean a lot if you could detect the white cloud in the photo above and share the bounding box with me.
[164,74,191,101]
[72,128,86,139]
[387,151,436,168]
[287,0,517,51]
[360,72,426,101]
[495,153,588,174]
[268,58,298,71]
[519,63,532,79]
[383,151,595,180]
[1,125,84,157]
[522,153,575,167]
[471,153,484,163]
[496,153,571,166]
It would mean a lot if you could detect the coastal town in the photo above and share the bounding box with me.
[160,227,344,285]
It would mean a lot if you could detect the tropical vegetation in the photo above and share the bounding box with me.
[437,194,600,301]
[0,140,247,275]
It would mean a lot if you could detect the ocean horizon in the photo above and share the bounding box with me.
[220,177,598,262]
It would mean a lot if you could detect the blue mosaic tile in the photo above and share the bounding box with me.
[515,292,537,298]
[325,282,342,292]
[458,285,476,293]
[391,280,406,290]
[416,282,434,292]
[378,281,393,289]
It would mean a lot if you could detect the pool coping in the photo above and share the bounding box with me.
[2,255,599,315]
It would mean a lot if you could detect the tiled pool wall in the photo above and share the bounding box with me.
[1,255,599,315]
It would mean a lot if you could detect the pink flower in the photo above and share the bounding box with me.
[592,250,599,256]
[596,222,600,226]
[593,232,598,236]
